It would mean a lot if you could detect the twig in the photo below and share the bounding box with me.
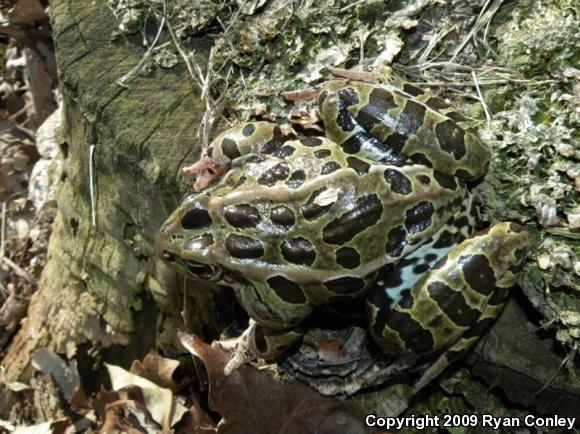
[8,103,33,121]
[89,144,96,227]
[471,69,491,129]
[340,0,371,12]
[0,202,6,262]
[2,256,34,284]
[117,13,167,87]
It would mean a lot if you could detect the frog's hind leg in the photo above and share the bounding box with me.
[410,292,509,394]
[368,222,529,389]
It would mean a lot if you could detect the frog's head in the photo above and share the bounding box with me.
[156,193,224,282]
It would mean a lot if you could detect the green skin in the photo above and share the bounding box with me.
[157,80,529,384]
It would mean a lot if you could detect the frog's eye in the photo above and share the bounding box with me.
[181,207,212,230]
[185,261,221,281]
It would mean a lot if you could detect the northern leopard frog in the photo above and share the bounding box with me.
[157,78,529,392]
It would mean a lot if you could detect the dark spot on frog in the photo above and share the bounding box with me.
[257,162,290,186]
[436,120,466,160]
[355,87,397,132]
[454,168,473,180]
[404,201,435,234]
[224,204,261,228]
[410,153,433,168]
[301,137,323,147]
[427,281,481,327]
[337,87,360,106]
[385,226,407,257]
[206,146,214,158]
[321,161,341,175]
[242,123,256,137]
[412,263,429,274]
[384,168,412,195]
[302,188,334,221]
[417,174,431,185]
[314,149,331,159]
[446,111,468,123]
[281,237,316,266]
[323,194,383,244]
[403,83,425,96]
[225,234,264,259]
[397,290,413,309]
[324,276,365,295]
[335,247,361,269]
[221,137,242,160]
[267,276,307,304]
[424,253,438,262]
[397,100,426,137]
[433,171,457,190]
[339,131,366,153]
[425,96,448,111]
[259,126,285,155]
[375,263,403,290]
[181,208,212,230]
[432,230,461,250]
[273,145,296,158]
[376,309,435,353]
[270,206,296,229]
[346,156,370,175]
[366,283,394,317]
[453,216,471,231]
[459,254,495,295]
[286,170,306,188]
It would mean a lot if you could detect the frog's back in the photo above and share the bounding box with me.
[207,137,469,294]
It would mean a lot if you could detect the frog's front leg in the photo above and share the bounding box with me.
[367,222,529,389]
[183,121,287,190]
[225,321,305,374]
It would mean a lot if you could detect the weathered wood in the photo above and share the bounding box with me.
[2,0,226,382]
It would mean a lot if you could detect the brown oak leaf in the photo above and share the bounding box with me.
[179,332,377,434]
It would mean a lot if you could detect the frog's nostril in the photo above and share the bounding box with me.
[161,250,176,261]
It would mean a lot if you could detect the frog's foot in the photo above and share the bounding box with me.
[181,157,228,191]
[326,66,378,83]
[222,325,254,375]
[223,321,304,375]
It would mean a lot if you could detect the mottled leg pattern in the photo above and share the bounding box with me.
[411,289,509,394]
[368,223,529,385]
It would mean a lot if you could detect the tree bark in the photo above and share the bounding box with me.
[2,0,226,383]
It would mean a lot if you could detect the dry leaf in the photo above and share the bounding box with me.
[179,333,375,434]
[130,352,183,392]
[105,363,188,429]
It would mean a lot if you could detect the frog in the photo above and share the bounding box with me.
[157,77,529,393]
